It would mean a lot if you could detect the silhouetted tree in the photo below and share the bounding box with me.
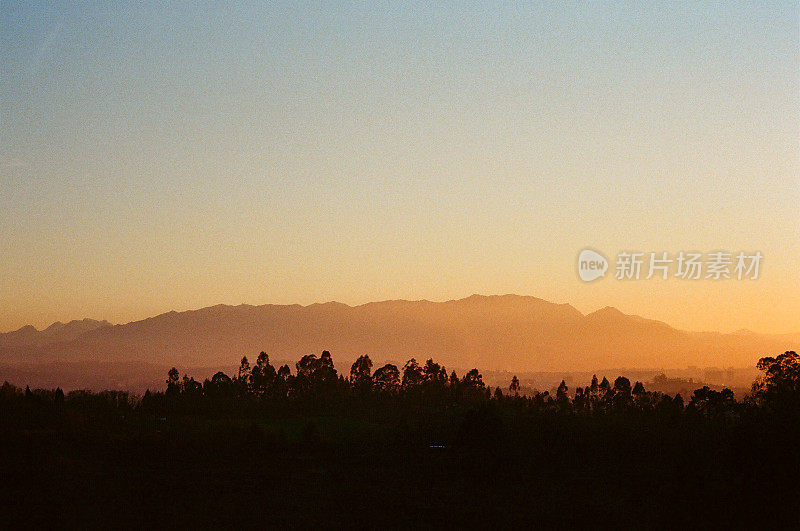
[556,380,569,403]
[207,371,234,399]
[275,364,292,397]
[295,354,318,392]
[350,355,373,391]
[612,377,632,408]
[250,352,277,397]
[236,356,251,389]
[422,359,447,385]
[296,354,318,381]
[293,351,339,399]
[509,375,520,396]
[613,376,631,395]
[575,386,591,412]
[689,386,735,417]
[182,376,202,397]
[449,370,459,386]
[211,371,232,385]
[752,351,800,410]
[462,369,485,390]
[373,364,400,394]
[402,359,424,389]
[166,367,180,396]
[590,374,599,397]
[319,350,337,381]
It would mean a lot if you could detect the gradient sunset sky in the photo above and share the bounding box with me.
[1,2,798,334]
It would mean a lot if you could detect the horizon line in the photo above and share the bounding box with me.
[4,293,797,337]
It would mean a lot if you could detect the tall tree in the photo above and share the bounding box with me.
[449,370,460,386]
[462,369,485,389]
[166,367,180,395]
[250,351,277,397]
[350,355,373,390]
[590,375,599,397]
[422,359,447,385]
[753,351,800,405]
[373,364,400,394]
[402,359,424,389]
[556,380,569,403]
[237,357,251,384]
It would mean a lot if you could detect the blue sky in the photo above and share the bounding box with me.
[1,2,798,333]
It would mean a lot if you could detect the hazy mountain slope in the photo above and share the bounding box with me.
[0,319,111,348]
[0,295,795,371]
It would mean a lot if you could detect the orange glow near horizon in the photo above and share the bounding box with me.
[1,3,798,336]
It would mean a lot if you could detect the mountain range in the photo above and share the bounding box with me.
[1,295,796,373]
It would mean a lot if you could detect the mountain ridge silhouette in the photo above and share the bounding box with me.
[1,295,796,371]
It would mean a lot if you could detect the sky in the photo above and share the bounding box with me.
[1,2,798,334]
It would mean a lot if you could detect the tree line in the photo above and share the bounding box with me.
[3,350,798,528]
[5,349,795,423]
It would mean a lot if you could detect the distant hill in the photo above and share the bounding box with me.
[1,295,796,373]
[0,319,111,348]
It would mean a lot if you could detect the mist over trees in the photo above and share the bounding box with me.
[134,348,791,424]
[5,349,797,427]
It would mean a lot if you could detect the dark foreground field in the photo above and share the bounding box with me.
[2,410,799,528]
[3,350,800,528]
